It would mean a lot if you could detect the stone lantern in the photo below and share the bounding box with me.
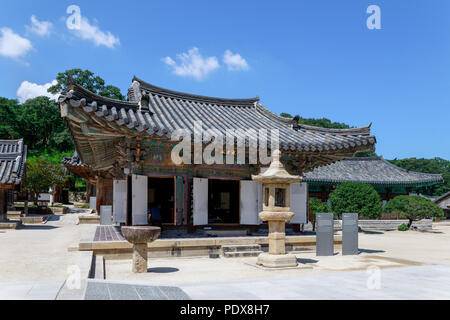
[252,149,301,268]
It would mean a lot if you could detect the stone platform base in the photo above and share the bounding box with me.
[0,221,22,229]
[7,211,22,220]
[20,215,47,224]
[256,253,298,268]
[78,215,100,225]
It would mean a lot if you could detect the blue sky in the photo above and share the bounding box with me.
[0,1,449,160]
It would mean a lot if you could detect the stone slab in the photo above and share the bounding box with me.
[84,280,191,300]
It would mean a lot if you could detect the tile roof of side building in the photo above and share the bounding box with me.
[434,191,450,208]
[0,139,27,185]
[59,76,377,153]
[304,157,444,187]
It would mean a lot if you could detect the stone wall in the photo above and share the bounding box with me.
[333,219,432,231]
[304,219,433,231]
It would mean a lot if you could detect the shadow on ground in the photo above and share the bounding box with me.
[359,229,384,235]
[297,258,319,264]
[359,248,385,254]
[147,267,180,273]
[17,225,59,230]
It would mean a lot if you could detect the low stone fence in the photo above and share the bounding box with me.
[304,219,433,231]
[333,219,432,231]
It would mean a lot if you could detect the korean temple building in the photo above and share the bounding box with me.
[434,192,450,219]
[305,157,443,203]
[0,139,27,222]
[60,77,376,229]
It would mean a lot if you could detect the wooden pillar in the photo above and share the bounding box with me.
[187,177,195,233]
[386,188,392,201]
[0,190,7,222]
[96,177,113,214]
[86,182,95,199]
[321,186,328,203]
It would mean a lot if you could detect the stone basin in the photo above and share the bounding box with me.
[121,226,161,273]
[121,226,161,244]
[259,211,294,222]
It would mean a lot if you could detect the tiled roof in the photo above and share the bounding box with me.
[304,157,444,187]
[0,139,27,185]
[59,77,376,153]
[62,151,82,167]
[434,191,450,207]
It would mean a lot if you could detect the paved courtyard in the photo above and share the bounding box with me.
[1,215,450,299]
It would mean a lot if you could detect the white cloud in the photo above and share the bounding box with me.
[223,50,249,71]
[162,47,220,80]
[0,28,32,60]
[71,17,120,48]
[26,15,53,37]
[17,80,59,103]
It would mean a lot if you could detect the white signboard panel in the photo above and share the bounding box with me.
[132,175,148,226]
[113,180,127,223]
[240,181,262,225]
[193,178,208,226]
[89,197,96,210]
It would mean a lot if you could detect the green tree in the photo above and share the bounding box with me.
[16,96,73,151]
[280,113,352,129]
[0,98,20,139]
[388,158,450,197]
[329,182,382,219]
[24,158,67,205]
[308,198,331,231]
[383,195,444,229]
[48,69,125,100]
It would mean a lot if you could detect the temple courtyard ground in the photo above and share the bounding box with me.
[1,214,450,299]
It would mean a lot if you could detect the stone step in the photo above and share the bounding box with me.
[223,250,263,258]
[222,244,262,253]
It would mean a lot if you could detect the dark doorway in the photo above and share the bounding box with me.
[208,179,239,224]
[148,177,175,224]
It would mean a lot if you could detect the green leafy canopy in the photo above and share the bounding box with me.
[24,158,67,203]
[48,69,125,100]
[329,182,383,219]
[383,195,444,227]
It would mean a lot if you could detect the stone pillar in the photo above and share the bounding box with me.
[132,243,148,273]
[96,177,113,214]
[268,220,286,255]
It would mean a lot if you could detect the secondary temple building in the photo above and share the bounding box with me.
[59,77,376,230]
[0,139,27,223]
[304,157,443,203]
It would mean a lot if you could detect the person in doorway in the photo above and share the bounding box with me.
[149,206,163,229]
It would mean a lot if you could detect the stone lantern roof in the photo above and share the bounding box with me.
[252,150,301,184]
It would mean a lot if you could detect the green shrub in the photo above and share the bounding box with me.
[309,198,331,215]
[384,195,444,228]
[329,182,382,219]
[398,224,409,231]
